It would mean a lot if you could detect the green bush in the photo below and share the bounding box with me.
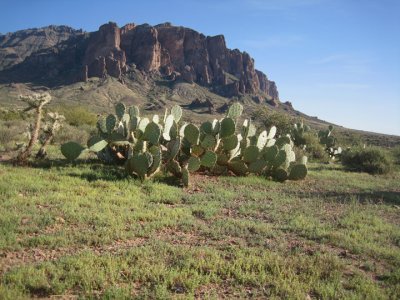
[390,146,400,165]
[341,147,392,174]
[54,105,97,127]
[252,109,292,136]
[0,121,26,151]
[0,109,26,121]
[52,124,91,145]
[303,133,329,162]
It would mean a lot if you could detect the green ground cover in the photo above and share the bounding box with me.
[0,150,399,299]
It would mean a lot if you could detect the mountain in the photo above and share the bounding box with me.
[0,21,398,147]
[0,21,278,101]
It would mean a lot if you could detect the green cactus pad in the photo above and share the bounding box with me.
[220,117,235,138]
[200,150,217,168]
[286,150,296,163]
[241,119,256,138]
[162,115,174,141]
[201,134,217,150]
[96,117,107,134]
[212,119,220,135]
[148,146,162,176]
[130,116,140,131]
[222,134,239,151]
[200,121,213,135]
[182,167,189,187]
[265,139,276,147]
[61,142,85,161]
[87,135,108,152]
[133,140,146,153]
[152,114,159,123]
[171,105,182,123]
[301,156,308,165]
[243,145,260,163]
[184,123,200,145]
[143,122,161,145]
[169,121,179,140]
[257,130,268,150]
[263,146,278,163]
[116,121,125,136]
[191,144,205,157]
[217,153,229,165]
[228,160,248,176]
[267,126,277,139]
[187,156,201,172]
[167,160,182,177]
[211,164,228,175]
[289,164,308,180]
[226,102,243,119]
[115,103,126,120]
[273,150,287,168]
[248,159,268,174]
[126,153,150,181]
[109,132,126,142]
[167,138,181,160]
[138,118,150,133]
[106,114,117,133]
[128,106,140,118]
[273,168,288,182]
[275,136,291,148]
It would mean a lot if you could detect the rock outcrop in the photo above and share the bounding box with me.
[83,22,126,79]
[0,21,279,100]
[0,25,83,71]
[83,22,279,99]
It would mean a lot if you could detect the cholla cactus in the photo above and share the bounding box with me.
[15,93,52,164]
[36,112,65,159]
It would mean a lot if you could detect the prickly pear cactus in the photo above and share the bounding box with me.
[61,101,309,185]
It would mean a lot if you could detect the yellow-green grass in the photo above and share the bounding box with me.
[0,150,399,299]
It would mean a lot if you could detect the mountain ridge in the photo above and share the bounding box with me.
[0,21,279,102]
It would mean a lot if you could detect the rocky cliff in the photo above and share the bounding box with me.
[0,21,279,100]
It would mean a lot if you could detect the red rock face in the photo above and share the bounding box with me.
[83,22,126,79]
[83,22,279,100]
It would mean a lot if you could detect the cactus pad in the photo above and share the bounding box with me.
[289,164,308,181]
[143,122,161,145]
[229,160,248,176]
[243,145,259,163]
[87,135,108,152]
[171,105,182,123]
[184,123,200,145]
[200,150,217,168]
[106,114,117,133]
[187,156,201,172]
[222,134,239,151]
[220,117,235,138]
[273,168,288,182]
[226,102,243,119]
[61,142,85,161]
[115,103,126,120]
[201,134,217,150]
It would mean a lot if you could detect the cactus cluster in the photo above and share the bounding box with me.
[61,102,308,185]
[318,125,342,159]
[291,121,310,149]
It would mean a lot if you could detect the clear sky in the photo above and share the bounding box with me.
[1,0,399,135]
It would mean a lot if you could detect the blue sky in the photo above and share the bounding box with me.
[1,0,399,135]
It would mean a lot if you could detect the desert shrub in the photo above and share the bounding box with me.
[390,146,400,165]
[53,123,91,145]
[0,121,27,151]
[54,105,97,127]
[0,109,26,121]
[303,133,329,162]
[0,124,15,147]
[341,147,392,174]
[253,109,292,136]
